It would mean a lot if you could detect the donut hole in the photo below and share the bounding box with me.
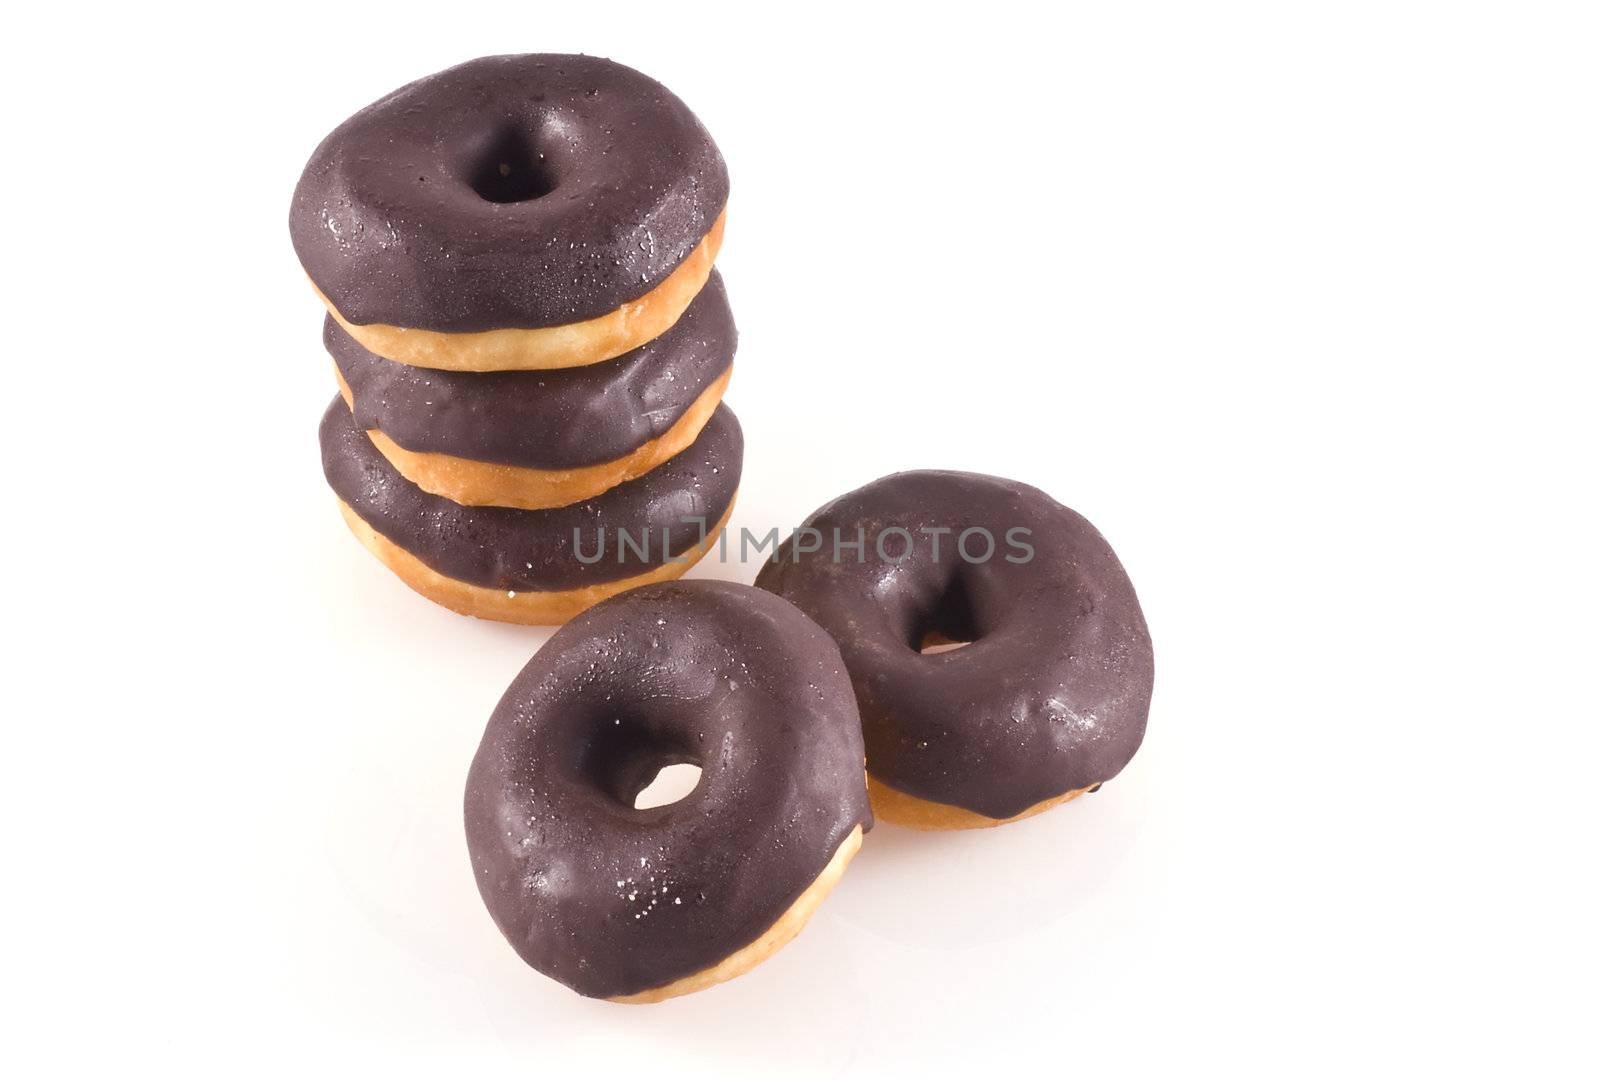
[909,573,983,654]
[633,763,704,810]
[580,717,703,811]
[918,632,971,655]
[466,125,558,203]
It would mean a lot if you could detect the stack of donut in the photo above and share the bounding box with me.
[292,54,1159,1008]
[290,55,739,624]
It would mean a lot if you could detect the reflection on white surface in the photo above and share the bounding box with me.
[831,776,1149,947]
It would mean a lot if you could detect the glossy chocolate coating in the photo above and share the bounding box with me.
[329,272,735,469]
[464,581,871,998]
[755,471,1153,819]
[320,398,741,590]
[290,54,729,332]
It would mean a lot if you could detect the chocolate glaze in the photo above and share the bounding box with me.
[319,398,741,591]
[464,581,871,998]
[329,272,735,469]
[755,471,1153,820]
[290,54,728,332]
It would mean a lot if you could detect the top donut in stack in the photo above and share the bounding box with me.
[290,55,740,622]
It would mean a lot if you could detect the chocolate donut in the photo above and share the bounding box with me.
[328,271,736,510]
[755,471,1153,830]
[320,398,741,624]
[465,580,871,1001]
[290,54,728,371]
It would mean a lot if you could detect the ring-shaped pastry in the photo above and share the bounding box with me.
[755,470,1153,829]
[290,54,728,371]
[329,272,736,509]
[465,581,872,1000]
[320,398,741,624]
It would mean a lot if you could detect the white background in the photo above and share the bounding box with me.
[6,2,1597,1075]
